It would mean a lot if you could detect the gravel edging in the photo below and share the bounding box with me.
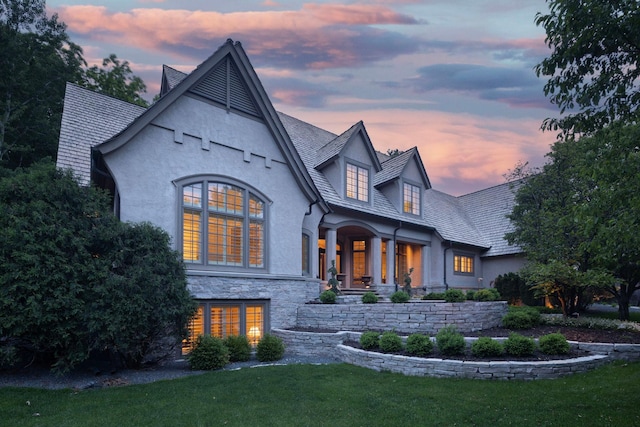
[0,354,341,390]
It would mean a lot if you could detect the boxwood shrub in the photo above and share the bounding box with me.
[256,334,285,362]
[223,335,251,362]
[539,333,570,355]
[189,335,230,370]
[361,291,379,304]
[502,306,541,329]
[474,288,501,301]
[379,331,403,353]
[390,291,410,303]
[406,334,433,356]
[436,326,465,356]
[360,331,380,350]
[443,289,466,303]
[503,333,536,357]
[320,290,337,304]
[470,337,504,358]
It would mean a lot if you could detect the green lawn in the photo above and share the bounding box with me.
[1,362,639,426]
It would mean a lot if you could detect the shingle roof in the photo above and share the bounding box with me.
[56,83,146,185]
[315,121,361,168]
[457,181,522,256]
[162,65,186,92]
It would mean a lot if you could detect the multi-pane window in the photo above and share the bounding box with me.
[346,163,369,202]
[403,182,421,215]
[182,180,265,269]
[352,240,366,281]
[182,301,267,354]
[454,254,474,274]
[302,233,310,276]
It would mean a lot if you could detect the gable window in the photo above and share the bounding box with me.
[403,182,421,215]
[346,163,369,202]
[182,300,268,354]
[181,178,266,269]
[454,254,474,275]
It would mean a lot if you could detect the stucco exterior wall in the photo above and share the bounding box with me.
[481,254,527,286]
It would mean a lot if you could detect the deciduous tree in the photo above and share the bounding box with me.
[84,54,149,107]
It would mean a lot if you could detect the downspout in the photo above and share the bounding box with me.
[393,221,402,292]
[443,242,452,291]
[305,199,319,216]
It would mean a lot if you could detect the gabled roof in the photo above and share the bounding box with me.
[458,181,522,257]
[314,121,382,172]
[160,64,187,96]
[374,147,431,189]
[56,83,146,185]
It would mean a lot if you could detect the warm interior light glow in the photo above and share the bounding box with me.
[247,326,261,346]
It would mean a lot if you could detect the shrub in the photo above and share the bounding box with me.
[466,290,476,300]
[390,291,410,303]
[503,333,536,357]
[494,272,540,306]
[539,333,570,355]
[443,289,466,303]
[360,331,380,350]
[379,331,403,353]
[223,335,251,362]
[470,337,504,358]
[406,334,433,356]
[361,292,379,304]
[320,290,337,304]
[0,345,18,370]
[188,335,230,370]
[256,334,285,362]
[436,326,466,356]
[502,306,541,329]
[474,288,501,301]
[422,292,445,300]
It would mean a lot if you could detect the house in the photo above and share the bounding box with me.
[56,39,525,352]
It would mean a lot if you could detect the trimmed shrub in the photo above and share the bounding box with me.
[466,290,476,301]
[390,291,410,303]
[256,334,285,362]
[406,334,433,357]
[443,289,466,303]
[320,290,337,304]
[360,331,380,350]
[361,291,379,304]
[503,333,536,357]
[188,335,230,370]
[474,288,501,301]
[379,331,403,353]
[471,337,504,358]
[502,306,541,329]
[436,326,465,356]
[223,335,251,362]
[539,333,570,355]
[422,292,445,300]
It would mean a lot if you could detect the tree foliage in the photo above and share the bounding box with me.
[0,162,195,372]
[84,53,149,107]
[0,0,85,168]
[535,0,640,138]
[507,124,640,319]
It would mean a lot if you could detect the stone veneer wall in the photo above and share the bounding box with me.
[187,275,318,329]
[295,301,508,334]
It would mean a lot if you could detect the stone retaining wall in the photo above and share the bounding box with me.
[295,301,507,334]
[272,328,640,380]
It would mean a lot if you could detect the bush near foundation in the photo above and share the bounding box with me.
[320,290,337,304]
[474,288,501,301]
[539,333,570,355]
[406,334,433,356]
[422,292,445,300]
[223,335,251,362]
[471,337,504,358]
[504,333,537,357]
[360,331,380,350]
[466,290,476,300]
[361,292,378,304]
[379,331,403,353]
[390,291,410,303]
[256,334,285,362]
[502,306,541,329]
[189,336,230,370]
[444,289,466,303]
[436,326,465,356]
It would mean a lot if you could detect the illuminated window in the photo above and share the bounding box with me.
[454,254,474,275]
[180,179,265,269]
[352,240,366,282]
[403,182,421,215]
[302,233,310,276]
[346,163,369,202]
[182,301,268,354]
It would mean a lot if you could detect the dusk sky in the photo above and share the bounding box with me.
[47,0,559,196]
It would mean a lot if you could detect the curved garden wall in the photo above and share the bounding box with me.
[295,301,508,334]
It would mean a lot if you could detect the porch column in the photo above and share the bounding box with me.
[421,243,431,291]
[326,228,337,273]
[386,238,396,286]
[371,236,382,285]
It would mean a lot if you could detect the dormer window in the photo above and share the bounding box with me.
[403,182,421,215]
[346,163,369,202]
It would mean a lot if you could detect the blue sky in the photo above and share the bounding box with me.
[47,0,558,195]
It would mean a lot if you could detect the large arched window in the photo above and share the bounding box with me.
[179,177,267,270]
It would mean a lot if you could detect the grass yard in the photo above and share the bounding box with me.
[1,362,639,426]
